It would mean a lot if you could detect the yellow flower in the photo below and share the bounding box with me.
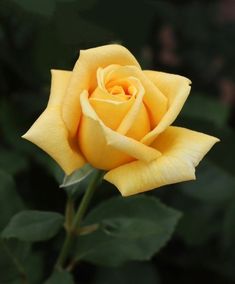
[23,45,219,196]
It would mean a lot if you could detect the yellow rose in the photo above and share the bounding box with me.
[23,44,219,196]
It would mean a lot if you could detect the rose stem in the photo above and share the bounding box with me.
[55,170,104,270]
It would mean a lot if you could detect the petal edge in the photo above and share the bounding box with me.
[22,70,85,174]
[105,126,219,196]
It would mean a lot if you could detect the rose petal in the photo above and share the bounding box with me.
[78,91,161,170]
[125,103,151,141]
[106,66,168,128]
[93,66,151,140]
[89,97,134,130]
[22,70,85,174]
[141,71,191,145]
[104,126,219,196]
[90,86,126,102]
[62,45,141,137]
[116,76,145,135]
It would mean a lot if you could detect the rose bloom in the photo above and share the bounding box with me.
[23,45,219,196]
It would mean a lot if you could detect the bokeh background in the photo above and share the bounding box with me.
[1,0,235,283]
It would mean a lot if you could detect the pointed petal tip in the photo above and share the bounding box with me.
[21,130,31,141]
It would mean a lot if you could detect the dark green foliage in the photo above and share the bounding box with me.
[0,239,30,283]
[2,210,64,242]
[75,196,181,266]
[0,171,24,231]
[0,0,235,283]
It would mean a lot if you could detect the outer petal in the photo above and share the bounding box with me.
[78,91,161,170]
[22,70,85,174]
[62,45,141,137]
[104,126,219,196]
[141,71,191,145]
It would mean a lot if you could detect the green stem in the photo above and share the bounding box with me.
[64,195,75,231]
[55,170,103,270]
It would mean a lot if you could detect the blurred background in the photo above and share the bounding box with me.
[0,0,235,283]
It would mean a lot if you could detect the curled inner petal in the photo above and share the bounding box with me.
[89,65,151,140]
[102,65,168,128]
[116,76,145,135]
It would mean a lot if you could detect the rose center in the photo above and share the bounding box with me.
[87,65,151,141]
[106,82,136,98]
[108,85,125,95]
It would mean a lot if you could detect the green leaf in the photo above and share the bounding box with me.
[101,218,163,238]
[44,271,74,284]
[180,159,235,204]
[2,211,64,242]
[60,164,95,188]
[0,171,24,231]
[75,195,181,266]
